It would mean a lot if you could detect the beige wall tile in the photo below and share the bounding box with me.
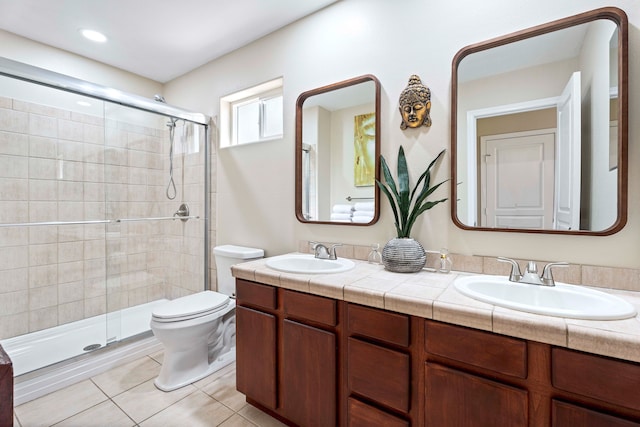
[0,313,28,339]
[29,113,57,138]
[29,284,58,310]
[0,154,28,178]
[29,264,57,288]
[29,306,58,331]
[582,265,639,290]
[0,267,28,292]
[451,253,483,273]
[0,108,28,133]
[0,290,28,315]
[0,130,28,156]
[0,245,28,270]
[29,135,57,158]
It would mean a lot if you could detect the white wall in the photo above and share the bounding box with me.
[0,30,162,98]
[164,0,638,267]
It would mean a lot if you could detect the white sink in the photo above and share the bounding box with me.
[454,275,637,320]
[265,254,355,274]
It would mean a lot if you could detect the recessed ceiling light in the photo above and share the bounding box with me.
[76,101,92,107]
[80,29,107,43]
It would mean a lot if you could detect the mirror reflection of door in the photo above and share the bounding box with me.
[554,71,581,230]
[478,73,580,230]
[481,130,555,229]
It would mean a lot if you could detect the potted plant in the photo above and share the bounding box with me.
[376,145,448,272]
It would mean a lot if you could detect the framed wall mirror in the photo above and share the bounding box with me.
[451,7,628,235]
[295,75,381,225]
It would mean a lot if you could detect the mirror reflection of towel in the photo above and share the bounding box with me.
[352,216,373,223]
[354,202,374,211]
[330,213,352,220]
[332,204,353,213]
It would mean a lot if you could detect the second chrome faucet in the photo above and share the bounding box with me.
[310,242,342,260]
[498,257,568,287]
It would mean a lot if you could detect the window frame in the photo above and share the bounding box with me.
[220,78,283,148]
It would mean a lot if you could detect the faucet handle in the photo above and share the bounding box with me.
[328,243,343,260]
[541,262,569,286]
[497,257,522,282]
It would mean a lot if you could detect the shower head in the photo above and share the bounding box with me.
[154,94,166,103]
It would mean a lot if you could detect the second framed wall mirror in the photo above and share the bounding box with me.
[295,75,381,225]
[451,7,628,235]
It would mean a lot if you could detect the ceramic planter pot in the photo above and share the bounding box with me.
[381,237,426,273]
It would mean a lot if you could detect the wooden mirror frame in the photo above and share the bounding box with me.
[295,74,381,225]
[451,7,628,236]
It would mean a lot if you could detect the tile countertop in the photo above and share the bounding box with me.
[231,254,640,364]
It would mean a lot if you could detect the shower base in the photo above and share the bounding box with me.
[1,299,168,377]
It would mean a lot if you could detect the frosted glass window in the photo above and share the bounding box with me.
[219,77,283,148]
[236,100,260,144]
[262,96,283,139]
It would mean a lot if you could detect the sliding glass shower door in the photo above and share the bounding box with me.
[0,58,209,375]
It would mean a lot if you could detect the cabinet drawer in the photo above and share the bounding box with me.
[552,400,640,427]
[348,397,409,427]
[552,347,640,411]
[347,337,410,413]
[426,362,528,427]
[425,320,527,379]
[236,279,277,310]
[283,290,336,326]
[347,304,409,347]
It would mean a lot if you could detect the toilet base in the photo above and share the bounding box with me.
[154,346,236,392]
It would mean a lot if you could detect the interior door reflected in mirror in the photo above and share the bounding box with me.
[451,7,628,235]
[295,75,381,225]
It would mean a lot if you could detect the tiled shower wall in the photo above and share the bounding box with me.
[0,95,206,340]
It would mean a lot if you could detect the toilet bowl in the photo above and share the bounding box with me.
[150,245,263,391]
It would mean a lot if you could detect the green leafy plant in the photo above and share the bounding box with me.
[376,146,448,238]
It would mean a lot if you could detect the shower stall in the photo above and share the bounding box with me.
[0,58,210,381]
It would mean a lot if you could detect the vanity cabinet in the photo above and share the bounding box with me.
[346,304,413,426]
[235,280,340,427]
[424,321,528,426]
[235,278,640,426]
[281,290,338,427]
[235,280,278,410]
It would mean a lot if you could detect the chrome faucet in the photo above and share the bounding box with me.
[498,257,568,287]
[310,242,342,260]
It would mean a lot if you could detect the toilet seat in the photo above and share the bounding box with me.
[152,291,230,323]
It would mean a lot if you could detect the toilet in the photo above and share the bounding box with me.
[150,245,264,391]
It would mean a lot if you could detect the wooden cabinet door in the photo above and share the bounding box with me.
[282,319,336,427]
[235,306,277,410]
[348,397,409,427]
[425,362,528,427]
[552,400,640,427]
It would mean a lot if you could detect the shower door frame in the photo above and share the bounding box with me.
[0,56,213,308]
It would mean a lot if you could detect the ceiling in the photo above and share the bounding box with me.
[0,0,339,83]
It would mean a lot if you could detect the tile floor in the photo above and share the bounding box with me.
[13,352,286,427]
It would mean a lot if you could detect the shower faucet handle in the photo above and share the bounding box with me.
[173,203,190,222]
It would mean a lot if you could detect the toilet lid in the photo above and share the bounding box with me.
[152,291,230,320]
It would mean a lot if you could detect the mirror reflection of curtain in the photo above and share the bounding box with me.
[354,112,375,187]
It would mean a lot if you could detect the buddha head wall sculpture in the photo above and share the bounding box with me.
[399,75,432,129]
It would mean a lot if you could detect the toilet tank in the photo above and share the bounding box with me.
[213,245,264,296]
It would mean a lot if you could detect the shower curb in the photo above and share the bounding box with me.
[13,334,162,406]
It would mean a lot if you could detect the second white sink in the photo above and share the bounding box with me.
[454,275,637,320]
[266,254,355,274]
